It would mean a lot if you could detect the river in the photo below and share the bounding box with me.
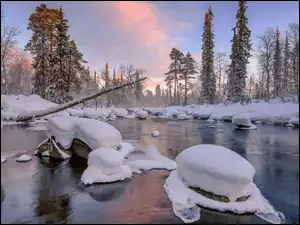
[1,119,299,224]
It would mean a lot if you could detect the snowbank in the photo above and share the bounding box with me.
[1,95,69,120]
[288,117,299,127]
[46,117,122,150]
[164,144,285,224]
[67,108,83,117]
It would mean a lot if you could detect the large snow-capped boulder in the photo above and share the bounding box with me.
[177,112,190,120]
[164,144,285,224]
[162,107,180,117]
[81,147,132,185]
[135,110,148,120]
[46,117,122,150]
[176,144,255,201]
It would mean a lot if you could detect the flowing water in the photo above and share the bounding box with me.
[1,119,299,224]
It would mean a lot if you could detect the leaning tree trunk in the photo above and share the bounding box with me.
[16,77,147,122]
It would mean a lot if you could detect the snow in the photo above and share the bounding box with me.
[135,110,148,119]
[113,108,128,117]
[67,108,83,117]
[124,113,136,119]
[209,125,215,128]
[16,154,32,162]
[151,130,160,137]
[164,170,285,224]
[81,147,132,185]
[118,141,136,157]
[46,117,122,150]
[123,138,177,172]
[289,117,299,126]
[255,120,262,124]
[176,144,255,201]
[1,94,69,120]
[42,150,50,157]
[82,108,101,119]
[162,107,180,117]
[235,124,257,130]
[232,113,252,127]
[1,156,7,164]
[26,124,47,131]
[178,112,190,120]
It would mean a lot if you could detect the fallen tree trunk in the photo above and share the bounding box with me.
[16,77,147,122]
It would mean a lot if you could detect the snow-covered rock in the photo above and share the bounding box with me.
[177,112,190,120]
[113,108,128,117]
[1,156,7,164]
[254,120,262,124]
[176,144,255,201]
[82,108,102,119]
[81,147,132,185]
[162,107,180,118]
[46,117,122,150]
[135,110,148,119]
[16,154,32,162]
[232,113,252,127]
[124,113,136,119]
[151,130,160,137]
[164,144,285,224]
[289,117,299,127]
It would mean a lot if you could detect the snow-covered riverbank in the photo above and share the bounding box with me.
[1,94,299,127]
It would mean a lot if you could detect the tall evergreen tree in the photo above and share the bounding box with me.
[181,52,197,105]
[273,27,282,97]
[282,36,290,95]
[165,48,184,105]
[200,6,216,104]
[227,1,251,103]
[47,8,70,103]
[25,4,60,98]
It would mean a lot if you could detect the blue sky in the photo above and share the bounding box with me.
[2,1,299,89]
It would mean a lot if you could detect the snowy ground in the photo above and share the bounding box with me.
[1,95,298,128]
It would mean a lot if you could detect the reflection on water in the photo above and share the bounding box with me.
[1,120,299,224]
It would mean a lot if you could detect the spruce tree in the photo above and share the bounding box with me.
[47,8,70,103]
[282,36,290,96]
[200,7,216,104]
[25,4,60,98]
[227,1,251,103]
[273,27,282,97]
[181,52,197,105]
[165,48,184,105]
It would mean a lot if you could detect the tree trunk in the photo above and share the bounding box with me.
[16,77,147,122]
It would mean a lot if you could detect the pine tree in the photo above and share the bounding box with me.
[181,52,197,105]
[200,7,216,104]
[227,1,251,103]
[104,63,110,89]
[282,36,290,96]
[165,48,184,105]
[273,27,282,97]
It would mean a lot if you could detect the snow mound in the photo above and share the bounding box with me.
[151,130,160,137]
[135,110,148,119]
[81,147,132,185]
[118,142,136,157]
[82,108,102,119]
[176,144,255,201]
[162,107,180,117]
[46,117,122,150]
[113,108,128,117]
[164,170,285,224]
[209,125,215,128]
[16,154,32,162]
[255,121,262,124]
[1,156,7,164]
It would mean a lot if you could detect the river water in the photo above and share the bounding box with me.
[1,119,299,224]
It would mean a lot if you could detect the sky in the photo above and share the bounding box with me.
[2,1,299,91]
